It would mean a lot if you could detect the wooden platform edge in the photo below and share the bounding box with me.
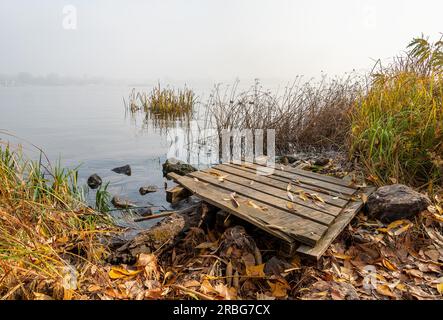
[166,185,192,204]
[167,172,302,245]
[296,186,376,259]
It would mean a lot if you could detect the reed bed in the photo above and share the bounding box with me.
[350,36,443,189]
[203,76,361,155]
[127,84,195,119]
[0,144,116,299]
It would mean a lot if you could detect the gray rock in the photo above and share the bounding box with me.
[112,164,131,176]
[313,157,330,166]
[87,174,102,189]
[162,158,196,177]
[111,196,137,209]
[139,185,158,195]
[366,184,431,223]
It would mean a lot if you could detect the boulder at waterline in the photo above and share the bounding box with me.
[111,196,137,209]
[139,185,158,195]
[162,158,196,177]
[366,184,431,223]
[111,164,131,176]
[87,174,102,189]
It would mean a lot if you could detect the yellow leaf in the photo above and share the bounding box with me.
[393,224,413,236]
[286,202,294,210]
[200,279,218,295]
[313,194,325,203]
[267,280,290,298]
[247,200,267,211]
[183,280,201,288]
[387,220,408,230]
[245,264,266,277]
[33,292,54,300]
[437,283,443,295]
[396,283,406,291]
[376,284,396,298]
[63,288,74,300]
[332,253,352,260]
[109,266,142,279]
[382,259,397,271]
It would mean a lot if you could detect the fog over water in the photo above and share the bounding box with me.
[1,0,442,84]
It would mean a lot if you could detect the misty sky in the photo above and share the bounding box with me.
[0,0,442,83]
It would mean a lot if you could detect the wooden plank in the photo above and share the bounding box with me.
[188,170,335,226]
[205,167,343,216]
[274,162,354,188]
[296,187,376,259]
[168,173,327,246]
[223,163,352,200]
[229,162,357,196]
[166,185,192,204]
[213,164,348,208]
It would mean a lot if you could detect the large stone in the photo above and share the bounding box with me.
[112,164,131,176]
[111,196,137,209]
[87,174,102,189]
[366,184,431,223]
[162,158,196,177]
[139,185,158,195]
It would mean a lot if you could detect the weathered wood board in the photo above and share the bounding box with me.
[168,162,375,259]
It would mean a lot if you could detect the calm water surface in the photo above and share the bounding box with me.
[0,85,205,230]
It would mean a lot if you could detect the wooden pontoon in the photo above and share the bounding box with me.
[167,162,375,259]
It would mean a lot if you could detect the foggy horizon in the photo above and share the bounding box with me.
[1,0,443,85]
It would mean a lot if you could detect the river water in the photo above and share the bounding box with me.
[0,84,210,230]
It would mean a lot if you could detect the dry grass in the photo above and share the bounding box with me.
[203,76,360,155]
[0,144,117,299]
[350,36,443,190]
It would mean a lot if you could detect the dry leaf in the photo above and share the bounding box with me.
[215,283,237,300]
[376,284,396,298]
[299,192,307,201]
[195,241,218,250]
[437,283,443,295]
[200,280,218,295]
[332,253,352,260]
[360,193,368,204]
[245,264,266,277]
[109,266,142,279]
[382,259,397,271]
[267,280,290,298]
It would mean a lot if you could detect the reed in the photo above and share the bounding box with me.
[350,36,443,189]
[203,76,360,154]
[127,84,195,119]
[0,144,116,299]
